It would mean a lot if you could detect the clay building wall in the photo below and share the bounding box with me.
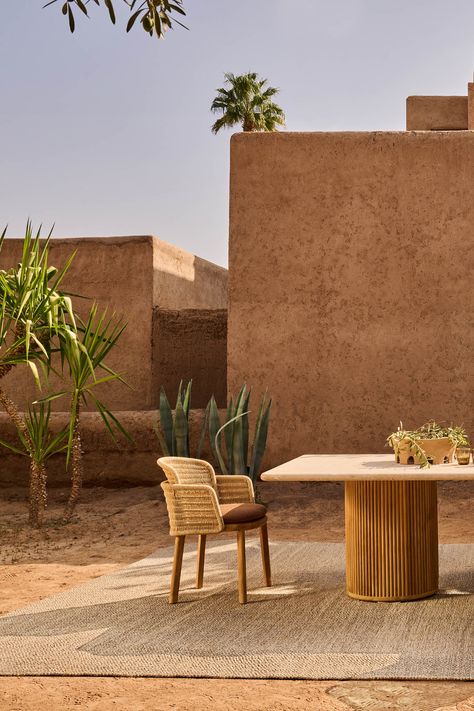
[228,130,474,468]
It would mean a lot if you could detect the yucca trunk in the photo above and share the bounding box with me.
[0,385,46,525]
[63,400,82,521]
[29,460,47,527]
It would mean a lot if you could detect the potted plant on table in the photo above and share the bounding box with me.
[387,421,469,469]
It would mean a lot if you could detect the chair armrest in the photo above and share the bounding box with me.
[216,475,255,504]
[161,482,224,536]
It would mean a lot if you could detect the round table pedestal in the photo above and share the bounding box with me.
[344,480,438,601]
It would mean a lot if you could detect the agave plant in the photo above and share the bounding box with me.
[0,402,69,526]
[209,384,272,484]
[155,380,210,458]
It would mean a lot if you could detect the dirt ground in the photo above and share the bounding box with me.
[0,480,472,711]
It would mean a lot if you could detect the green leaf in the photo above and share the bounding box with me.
[154,423,169,457]
[209,396,227,473]
[103,0,116,24]
[231,386,248,475]
[173,400,189,457]
[250,398,272,482]
[195,400,210,459]
[215,411,250,476]
[67,4,75,32]
[75,0,88,16]
[224,396,234,472]
[27,360,41,389]
[126,9,142,32]
[158,387,174,455]
[182,380,192,418]
[0,438,28,457]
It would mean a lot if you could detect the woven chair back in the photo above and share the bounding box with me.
[158,457,218,490]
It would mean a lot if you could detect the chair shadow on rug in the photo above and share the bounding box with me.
[0,542,471,679]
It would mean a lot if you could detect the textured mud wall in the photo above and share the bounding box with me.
[0,236,227,484]
[406,96,468,130]
[0,410,218,486]
[0,236,154,411]
[0,236,227,412]
[228,131,474,468]
[153,309,227,407]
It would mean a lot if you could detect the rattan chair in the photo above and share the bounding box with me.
[158,456,271,604]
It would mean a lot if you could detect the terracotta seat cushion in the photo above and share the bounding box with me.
[220,502,267,524]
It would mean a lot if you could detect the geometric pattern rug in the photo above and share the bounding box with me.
[0,541,472,680]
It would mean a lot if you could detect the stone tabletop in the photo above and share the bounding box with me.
[261,454,474,482]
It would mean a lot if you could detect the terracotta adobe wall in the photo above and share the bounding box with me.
[406,96,468,130]
[153,308,227,407]
[406,80,474,130]
[0,235,227,484]
[228,131,474,468]
[0,236,227,412]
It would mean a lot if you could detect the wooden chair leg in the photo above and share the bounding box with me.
[169,535,185,604]
[196,534,206,589]
[237,529,247,604]
[260,523,272,587]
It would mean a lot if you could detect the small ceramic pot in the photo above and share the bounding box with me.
[395,437,455,465]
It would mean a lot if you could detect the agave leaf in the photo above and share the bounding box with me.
[231,386,248,474]
[216,410,251,476]
[174,400,189,457]
[195,400,210,459]
[249,398,272,482]
[182,380,192,418]
[154,423,170,457]
[175,379,183,408]
[241,389,251,468]
[224,396,234,471]
[209,396,227,473]
[159,387,174,455]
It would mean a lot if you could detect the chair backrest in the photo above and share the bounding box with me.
[158,457,218,490]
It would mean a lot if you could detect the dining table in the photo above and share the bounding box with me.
[261,453,474,602]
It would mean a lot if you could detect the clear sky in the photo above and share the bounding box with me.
[1,1,473,267]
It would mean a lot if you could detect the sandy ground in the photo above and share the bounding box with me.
[0,480,472,711]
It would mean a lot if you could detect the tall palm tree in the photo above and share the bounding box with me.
[211,72,285,134]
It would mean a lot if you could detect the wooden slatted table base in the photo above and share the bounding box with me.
[345,480,438,601]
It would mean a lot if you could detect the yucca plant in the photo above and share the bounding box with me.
[52,305,130,520]
[209,384,272,484]
[0,402,69,526]
[155,380,210,458]
[0,223,77,522]
[0,222,76,383]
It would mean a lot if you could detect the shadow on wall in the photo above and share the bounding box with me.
[153,308,227,408]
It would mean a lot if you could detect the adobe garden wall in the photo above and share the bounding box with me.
[0,235,227,412]
[0,235,227,484]
[228,131,474,468]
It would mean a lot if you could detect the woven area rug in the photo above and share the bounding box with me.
[0,541,472,680]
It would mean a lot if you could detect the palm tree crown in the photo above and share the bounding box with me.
[211,72,285,134]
